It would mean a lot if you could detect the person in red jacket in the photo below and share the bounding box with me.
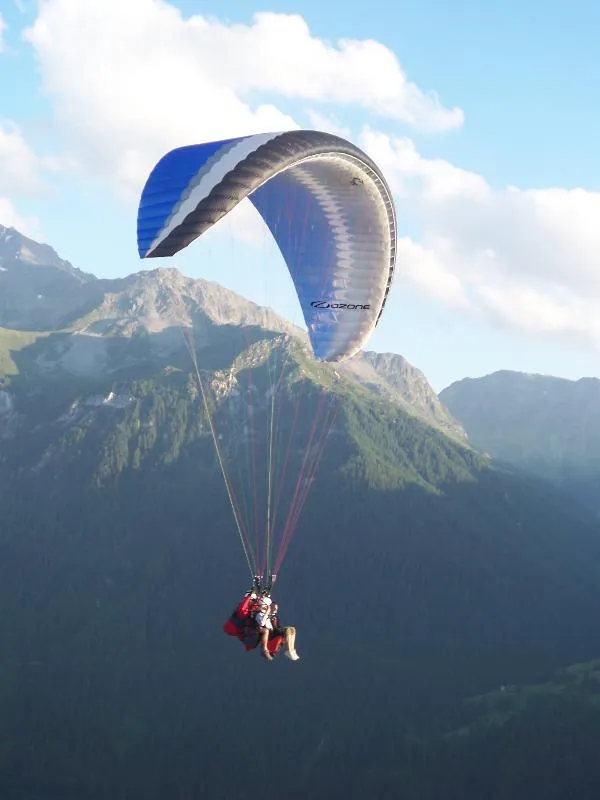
[223,582,299,662]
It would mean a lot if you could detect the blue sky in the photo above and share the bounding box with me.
[1,0,600,390]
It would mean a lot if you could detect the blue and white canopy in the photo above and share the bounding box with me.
[137,130,396,362]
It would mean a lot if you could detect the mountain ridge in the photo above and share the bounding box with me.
[0,223,463,439]
[440,369,600,510]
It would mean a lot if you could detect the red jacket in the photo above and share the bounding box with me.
[223,594,285,654]
[223,593,259,642]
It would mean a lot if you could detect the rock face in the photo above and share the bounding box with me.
[343,350,467,441]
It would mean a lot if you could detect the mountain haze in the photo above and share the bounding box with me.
[441,370,600,511]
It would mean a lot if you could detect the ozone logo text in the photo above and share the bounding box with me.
[310,301,371,310]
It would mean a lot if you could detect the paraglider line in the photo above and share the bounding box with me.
[274,393,340,574]
[181,327,256,578]
[275,392,326,565]
[269,388,302,544]
[242,328,262,571]
[264,341,293,579]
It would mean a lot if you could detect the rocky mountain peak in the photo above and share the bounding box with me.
[342,350,466,441]
[0,224,94,282]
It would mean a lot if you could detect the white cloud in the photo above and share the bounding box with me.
[23,0,462,199]
[0,121,43,195]
[362,130,488,203]
[40,153,79,173]
[0,197,41,237]
[197,12,463,132]
[0,122,47,235]
[363,130,600,349]
[306,110,351,140]
[395,236,468,309]
[206,196,272,249]
[0,122,75,234]
[0,13,7,52]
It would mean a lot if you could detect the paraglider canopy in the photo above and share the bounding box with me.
[137,129,397,363]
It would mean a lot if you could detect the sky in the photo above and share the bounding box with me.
[1,0,600,391]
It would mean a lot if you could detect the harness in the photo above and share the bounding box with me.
[225,573,280,650]
[252,573,277,595]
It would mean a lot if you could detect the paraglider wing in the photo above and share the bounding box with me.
[137,130,396,362]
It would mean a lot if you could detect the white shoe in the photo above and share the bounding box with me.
[285,649,300,661]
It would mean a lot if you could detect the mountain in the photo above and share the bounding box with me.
[2,227,600,798]
[0,224,95,331]
[0,221,458,438]
[344,350,466,441]
[440,370,600,511]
